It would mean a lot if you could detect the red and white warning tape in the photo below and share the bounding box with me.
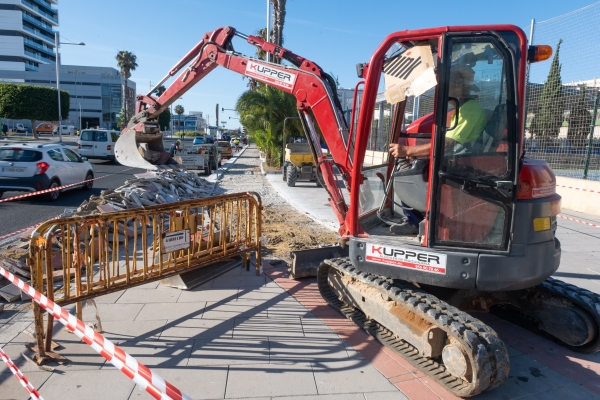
[0,266,191,400]
[558,214,600,228]
[0,216,59,242]
[557,185,599,194]
[0,347,44,400]
[0,167,137,204]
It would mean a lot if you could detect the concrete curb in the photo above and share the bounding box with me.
[259,160,283,176]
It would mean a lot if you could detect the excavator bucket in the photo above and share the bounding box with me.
[114,128,170,170]
[289,245,348,279]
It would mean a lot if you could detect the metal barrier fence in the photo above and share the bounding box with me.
[27,191,262,362]
[525,1,600,180]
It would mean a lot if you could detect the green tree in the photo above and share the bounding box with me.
[174,104,184,134]
[567,85,593,146]
[235,85,300,166]
[158,108,171,132]
[116,50,138,122]
[530,39,565,143]
[0,83,69,139]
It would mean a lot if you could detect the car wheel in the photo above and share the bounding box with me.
[0,191,4,199]
[43,180,60,201]
[82,172,94,191]
[204,163,212,176]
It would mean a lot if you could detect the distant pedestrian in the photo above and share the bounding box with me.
[1,123,7,136]
[169,140,182,157]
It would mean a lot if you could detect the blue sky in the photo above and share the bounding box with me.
[58,0,597,129]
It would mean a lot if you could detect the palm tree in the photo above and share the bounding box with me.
[236,85,300,166]
[270,0,287,64]
[115,50,138,121]
[153,85,167,97]
[174,104,184,135]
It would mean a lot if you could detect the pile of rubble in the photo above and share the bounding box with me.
[0,167,215,303]
[65,167,214,217]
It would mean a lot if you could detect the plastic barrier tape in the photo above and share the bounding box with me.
[0,347,44,400]
[0,167,137,203]
[558,214,600,228]
[0,266,191,400]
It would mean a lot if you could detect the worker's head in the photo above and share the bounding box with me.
[449,66,477,98]
[176,139,181,144]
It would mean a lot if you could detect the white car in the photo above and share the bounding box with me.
[0,143,94,201]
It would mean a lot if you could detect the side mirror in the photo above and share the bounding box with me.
[81,157,88,161]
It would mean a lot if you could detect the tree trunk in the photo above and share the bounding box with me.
[31,119,38,139]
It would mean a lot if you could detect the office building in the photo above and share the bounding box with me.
[0,64,136,130]
[0,0,58,72]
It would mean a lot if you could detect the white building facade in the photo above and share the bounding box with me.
[0,0,58,72]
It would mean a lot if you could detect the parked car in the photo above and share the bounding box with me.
[188,143,222,172]
[52,125,76,135]
[0,143,94,201]
[204,136,215,144]
[217,140,233,158]
[77,129,120,161]
[13,124,26,133]
[192,136,205,145]
[36,122,59,135]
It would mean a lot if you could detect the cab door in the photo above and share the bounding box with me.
[428,33,519,252]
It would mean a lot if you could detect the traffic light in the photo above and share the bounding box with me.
[243,127,247,134]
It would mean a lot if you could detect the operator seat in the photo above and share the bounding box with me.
[392,103,507,213]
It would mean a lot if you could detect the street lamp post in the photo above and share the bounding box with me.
[55,31,85,143]
[78,101,82,131]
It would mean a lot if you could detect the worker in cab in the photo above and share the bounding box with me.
[389,65,487,160]
[387,65,487,235]
[169,140,182,157]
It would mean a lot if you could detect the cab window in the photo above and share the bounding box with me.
[95,131,108,142]
[80,130,93,141]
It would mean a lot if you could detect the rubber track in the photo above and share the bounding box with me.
[318,258,509,397]
[536,277,600,354]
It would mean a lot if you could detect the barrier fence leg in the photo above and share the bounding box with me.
[31,250,48,364]
[76,301,83,321]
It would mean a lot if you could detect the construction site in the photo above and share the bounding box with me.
[2,1,600,400]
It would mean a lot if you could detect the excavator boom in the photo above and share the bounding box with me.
[115,26,351,233]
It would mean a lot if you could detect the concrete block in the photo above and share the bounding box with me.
[38,369,135,400]
[225,362,317,398]
[160,317,235,340]
[135,301,206,321]
[116,287,181,303]
[188,338,269,366]
[269,337,351,364]
[556,176,600,217]
[312,360,397,394]
[102,340,193,369]
[128,366,229,400]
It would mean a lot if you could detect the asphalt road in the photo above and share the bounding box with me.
[0,158,145,237]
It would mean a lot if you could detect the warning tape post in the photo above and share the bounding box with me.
[0,265,191,400]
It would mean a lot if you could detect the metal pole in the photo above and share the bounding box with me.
[524,19,535,145]
[266,0,270,63]
[583,90,599,180]
[55,31,62,143]
[282,116,301,165]
[78,102,81,131]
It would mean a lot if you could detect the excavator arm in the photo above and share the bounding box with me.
[115,26,355,235]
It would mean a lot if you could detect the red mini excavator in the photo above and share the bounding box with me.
[115,25,600,397]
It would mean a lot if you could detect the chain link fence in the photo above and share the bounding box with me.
[525,1,600,180]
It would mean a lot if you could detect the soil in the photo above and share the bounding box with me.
[216,146,340,262]
[261,162,282,174]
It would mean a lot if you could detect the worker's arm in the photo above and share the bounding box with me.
[389,138,457,159]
